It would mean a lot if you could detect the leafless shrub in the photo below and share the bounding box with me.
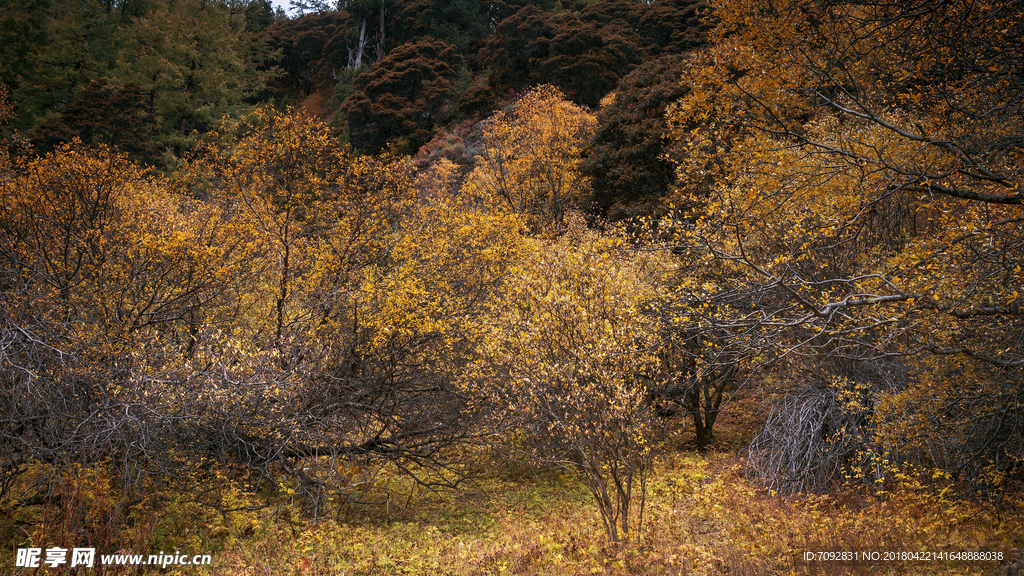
[745,359,905,495]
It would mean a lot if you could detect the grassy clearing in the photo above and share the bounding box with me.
[160,453,1019,576]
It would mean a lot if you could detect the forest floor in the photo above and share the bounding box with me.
[198,402,1020,575]
[2,399,1021,575]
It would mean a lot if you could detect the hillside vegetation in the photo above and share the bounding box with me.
[1,0,1022,573]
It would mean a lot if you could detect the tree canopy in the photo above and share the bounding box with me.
[463,85,597,231]
[477,5,644,108]
[31,79,161,166]
[582,54,690,220]
[344,38,465,154]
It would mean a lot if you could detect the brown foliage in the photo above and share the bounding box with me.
[477,5,645,109]
[256,11,356,98]
[344,38,465,154]
[582,54,691,220]
[31,79,161,167]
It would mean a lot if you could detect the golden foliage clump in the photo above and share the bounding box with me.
[464,85,597,232]
[470,215,670,541]
[2,141,259,366]
[0,107,529,521]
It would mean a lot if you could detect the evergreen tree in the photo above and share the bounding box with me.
[478,5,644,108]
[1,0,139,136]
[32,79,162,166]
[582,55,690,220]
[344,38,464,154]
[257,11,355,97]
[113,0,276,153]
[395,0,488,52]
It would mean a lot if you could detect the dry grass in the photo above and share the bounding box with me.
[168,452,1019,576]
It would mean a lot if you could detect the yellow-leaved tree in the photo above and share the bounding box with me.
[1,106,527,520]
[470,216,668,541]
[464,85,597,232]
[0,139,262,514]
[177,108,526,510]
[661,0,1023,493]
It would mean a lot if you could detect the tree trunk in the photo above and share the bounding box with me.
[692,417,714,451]
[375,5,386,64]
[350,18,366,70]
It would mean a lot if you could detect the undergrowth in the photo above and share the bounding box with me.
[1,407,1020,575]
[2,449,1021,575]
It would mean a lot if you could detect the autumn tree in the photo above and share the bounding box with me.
[188,108,348,358]
[0,141,263,500]
[181,108,523,506]
[470,218,667,542]
[3,106,526,517]
[648,302,748,451]
[463,85,597,232]
[663,0,1023,490]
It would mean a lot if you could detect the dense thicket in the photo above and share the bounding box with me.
[256,11,356,98]
[661,0,1023,493]
[1,109,526,519]
[1,83,675,540]
[344,38,465,154]
[31,79,161,166]
[1,0,274,156]
[3,0,1021,553]
[582,54,690,220]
